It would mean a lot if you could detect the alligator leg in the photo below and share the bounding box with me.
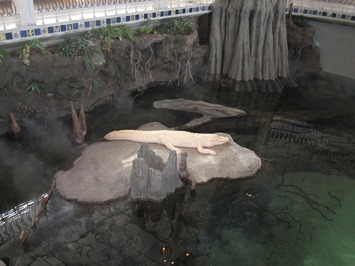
[158,135,182,155]
[197,142,216,156]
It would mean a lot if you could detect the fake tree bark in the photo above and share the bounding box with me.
[208,0,289,81]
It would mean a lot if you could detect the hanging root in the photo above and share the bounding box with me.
[133,46,154,93]
[183,50,194,84]
[172,49,194,85]
[144,46,154,81]
[174,52,181,86]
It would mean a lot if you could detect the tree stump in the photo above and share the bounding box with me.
[130,144,184,201]
[208,0,289,81]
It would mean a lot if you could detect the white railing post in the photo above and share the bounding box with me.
[160,0,169,8]
[13,0,36,27]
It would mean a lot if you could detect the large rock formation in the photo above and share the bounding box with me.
[55,122,261,204]
[0,29,207,135]
[208,0,289,81]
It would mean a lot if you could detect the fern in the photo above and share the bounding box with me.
[24,82,43,95]
[60,37,91,57]
[86,25,138,44]
[69,83,85,98]
[156,18,194,35]
[27,39,47,54]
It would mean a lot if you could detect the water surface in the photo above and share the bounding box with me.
[1,71,355,265]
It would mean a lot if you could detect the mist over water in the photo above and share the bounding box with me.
[0,117,80,212]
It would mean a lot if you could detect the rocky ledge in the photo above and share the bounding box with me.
[55,122,262,204]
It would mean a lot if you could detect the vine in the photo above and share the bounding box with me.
[18,40,47,66]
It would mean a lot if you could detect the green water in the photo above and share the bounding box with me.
[1,71,355,265]
[209,172,355,265]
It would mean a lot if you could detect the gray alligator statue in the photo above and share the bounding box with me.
[268,117,355,173]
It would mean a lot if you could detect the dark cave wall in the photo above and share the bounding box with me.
[0,10,323,135]
[0,31,208,134]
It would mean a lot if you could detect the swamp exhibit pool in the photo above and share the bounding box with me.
[1,69,355,265]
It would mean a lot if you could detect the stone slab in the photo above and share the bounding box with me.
[153,98,246,128]
[55,123,261,203]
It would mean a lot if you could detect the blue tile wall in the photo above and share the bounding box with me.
[1,3,354,43]
[5,32,13,40]
[20,30,27,38]
[34,28,41,36]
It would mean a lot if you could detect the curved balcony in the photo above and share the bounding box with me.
[0,0,354,43]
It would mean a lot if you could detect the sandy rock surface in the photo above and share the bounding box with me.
[55,123,261,203]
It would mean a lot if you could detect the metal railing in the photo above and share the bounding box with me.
[35,0,154,25]
[1,0,354,38]
[290,0,355,14]
[0,0,18,31]
[321,0,354,4]
[0,0,214,30]
[34,0,147,12]
[0,0,16,16]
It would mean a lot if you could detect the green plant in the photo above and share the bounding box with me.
[60,37,92,57]
[0,49,8,62]
[139,19,155,34]
[17,39,47,66]
[120,25,138,43]
[27,39,46,53]
[103,36,113,52]
[60,37,95,72]
[156,18,194,35]
[24,82,43,95]
[18,45,31,66]
[86,25,138,47]
[292,17,309,28]
[68,83,85,98]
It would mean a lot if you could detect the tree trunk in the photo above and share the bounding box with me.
[208,0,289,81]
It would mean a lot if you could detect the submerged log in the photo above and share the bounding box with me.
[9,113,21,137]
[208,0,289,81]
[79,104,87,136]
[153,98,246,128]
[70,101,85,145]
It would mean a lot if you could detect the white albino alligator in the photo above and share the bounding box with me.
[104,130,230,155]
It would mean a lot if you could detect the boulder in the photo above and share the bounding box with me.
[55,123,261,203]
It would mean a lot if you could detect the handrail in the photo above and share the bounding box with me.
[34,0,148,13]
[1,0,354,42]
[0,0,17,17]
[320,0,354,4]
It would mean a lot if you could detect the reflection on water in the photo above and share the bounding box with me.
[1,72,355,265]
